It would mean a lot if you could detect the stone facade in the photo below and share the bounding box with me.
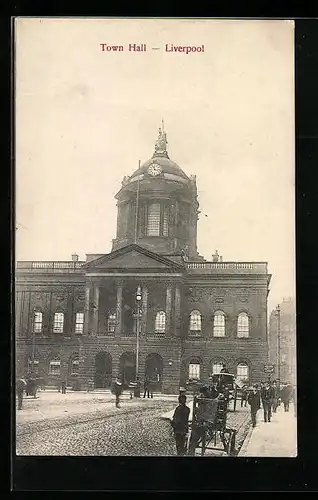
[15,128,271,393]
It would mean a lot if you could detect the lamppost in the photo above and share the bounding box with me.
[135,285,142,397]
[276,304,281,385]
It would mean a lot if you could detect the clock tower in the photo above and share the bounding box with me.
[111,126,203,260]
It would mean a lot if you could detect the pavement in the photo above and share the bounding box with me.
[238,402,297,457]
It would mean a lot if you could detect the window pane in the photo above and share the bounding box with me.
[34,312,43,333]
[190,310,201,331]
[107,312,116,332]
[75,312,84,333]
[189,363,200,380]
[71,359,79,374]
[49,360,61,375]
[147,203,161,236]
[163,205,169,236]
[213,312,225,337]
[53,312,64,333]
[237,363,249,381]
[213,363,223,374]
[237,313,249,338]
[155,311,166,333]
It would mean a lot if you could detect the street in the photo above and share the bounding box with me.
[15,390,252,456]
[16,392,178,456]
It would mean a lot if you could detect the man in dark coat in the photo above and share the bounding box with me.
[143,376,152,398]
[61,380,67,394]
[247,384,261,427]
[112,378,123,408]
[241,385,249,408]
[171,394,190,456]
[261,381,274,422]
[16,378,26,410]
[271,381,279,413]
[280,383,292,412]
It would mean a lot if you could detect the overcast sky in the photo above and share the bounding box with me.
[15,18,295,313]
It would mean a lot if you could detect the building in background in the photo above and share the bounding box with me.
[268,297,296,385]
[15,127,272,393]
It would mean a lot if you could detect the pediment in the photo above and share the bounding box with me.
[83,244,185,272]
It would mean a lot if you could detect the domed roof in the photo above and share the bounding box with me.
[128,125,190,183]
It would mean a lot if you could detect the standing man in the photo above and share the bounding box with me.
[171,394,190,456]
[261,381,274,422]
[271,380,279,413]
[16,378,26,410]
[143,375,150,398]
[112,377,123,408]
[247,384,261,427]
[280,382,292,412]
[61,379,67,394]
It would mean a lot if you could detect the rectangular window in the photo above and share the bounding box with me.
[75,312,84,334]
[147,203,161,236]
[162,205,169,236]
[33,312,43,333]
[49,360,61,375]
[53,312,64,333]
[28,359,39,374]
[107,313,116,333]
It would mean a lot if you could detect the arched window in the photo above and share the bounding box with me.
[33,311,43,333]
[236,363,249,382]
[53,312,64,333]
[107,312,116,333]
[213,311,225,337]
[69,356,79,375]
[189,358,201,380]
[155,311,166,333]
[212,362,224,374]
[237,312,249,338]
[28,358,39,375]
[75,312,84,334]
[189,310,202,333]
[49,358,61,375]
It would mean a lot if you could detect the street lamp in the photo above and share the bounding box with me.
[276,304,281,385]
[135,285,142,397]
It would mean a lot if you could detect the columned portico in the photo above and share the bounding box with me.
[92,285,100,335]
[174,284,181,336]
[115,279,123,335]
[166,285,172,334]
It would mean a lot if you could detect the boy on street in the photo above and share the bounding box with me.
[247,384,261,427]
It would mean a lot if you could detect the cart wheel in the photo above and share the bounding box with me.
[229,431,236,456]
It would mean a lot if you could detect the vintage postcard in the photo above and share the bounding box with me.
[14,18,296,458]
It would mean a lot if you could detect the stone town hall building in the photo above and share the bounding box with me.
[15,127,271,393]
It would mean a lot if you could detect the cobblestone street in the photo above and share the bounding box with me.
[16,391,251,457]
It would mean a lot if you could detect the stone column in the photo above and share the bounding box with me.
[92,285,100,335]
[166,285,172,334]
[83,285,90,335]
[141,285,148,334]
[174,284,181,336]
[115,280,123,335]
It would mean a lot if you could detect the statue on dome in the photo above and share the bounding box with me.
[154,126,168,155]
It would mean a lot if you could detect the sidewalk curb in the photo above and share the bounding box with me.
[237,423,254,457]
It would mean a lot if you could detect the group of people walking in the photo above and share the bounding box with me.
[111,375,156,408]
[247,380,295,427]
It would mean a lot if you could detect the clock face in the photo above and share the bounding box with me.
[147,163,162,176]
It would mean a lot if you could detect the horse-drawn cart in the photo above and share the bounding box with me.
[187,394,237,456]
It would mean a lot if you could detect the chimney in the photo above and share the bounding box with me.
[212,250,219,263]
[71,253,79,262]
[220,256,223,262]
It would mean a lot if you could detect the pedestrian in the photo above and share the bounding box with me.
[280,382,292,412]
[143,376,150,398]
[171,394,190,456]
[220,363,229,373]
[241,384,248,408]
[261,381,274,422]
[112,377,123,408]
[61,380,67,394]
[247,384,261,427]
[271,380,279,413]
[16,378,26,410]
